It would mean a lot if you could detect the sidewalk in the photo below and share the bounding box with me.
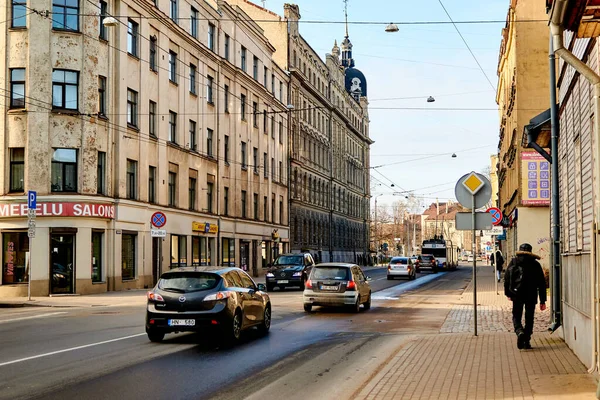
[355,264,599,400]
[0,289,148,308]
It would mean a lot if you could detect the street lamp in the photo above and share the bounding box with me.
[427,96,436,103]
[385,23,399,33]
[103,16,119,27]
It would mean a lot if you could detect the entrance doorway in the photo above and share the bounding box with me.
[152,237,161,286]
[50,234,75,294]
[240,241,250,273]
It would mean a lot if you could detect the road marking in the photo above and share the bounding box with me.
[0,312,68,324]
[0,333,146,368]
[372,272,448,300]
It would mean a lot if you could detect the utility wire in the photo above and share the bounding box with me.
[437,0,497,92]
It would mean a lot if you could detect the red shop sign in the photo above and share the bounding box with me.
[0,202,115,219]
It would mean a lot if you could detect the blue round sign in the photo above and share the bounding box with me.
[151,212,167,228]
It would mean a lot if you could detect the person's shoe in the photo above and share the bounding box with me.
[524,341,533,350]
[517,332,526,349]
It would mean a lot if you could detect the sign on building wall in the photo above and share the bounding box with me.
[522,152,550,206]
[0,202,115,218]
[192,222,218,233]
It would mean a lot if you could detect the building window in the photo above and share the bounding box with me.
[92,231,103,283]
[271,74,275,94]
[253,56,259,80]
[170,0,178,22]
[224,84,229,112]
[241,190,247,218]
[224,34,230,61]
[97,151,106,195]
[9,148,24,193]
[240,94,246,120]
[263,110,268,133]
[98,76,106,116]
[127,19,138,56]
[207,128,213,157]
[169,111,177,143]
[52,0,79,31]
[98,1,108,39]
[241,142,247,169]
[271,116,275,137]
[207,182,214,213]
[2,232,29,284]
[279,197,284,224]
[253,147,258,174]
[12,0,27,28]
[188,120,196,151]
[279,161,283,183]
[149,166,156,203]
[170,235,187,267]
[241,46,247,71]
[263,196,268,221]
[271,158,275,180]
[126,159,137,200]
[271,194,275,224]
[189,64,197,94]
[190,7,198,38]
[263,67,268,88]
[208,23,215,51]
[263,152,268,178]
[169,51,177,83]
[51,149,77,192]
[189,177,196,210]
[224,135,230,163]
[279,82,283,101]
[126,89,138,127]
[149,101,157,137]
[150,36,157,71]
[10,68,25,108]
[168,171,177,206]
[207,75,214,104]
[224,187,229,216]
[52,70,78,110]
[253,102,258,128]
[254,193,259,220]
[122,233,136,281]
[279,121,284,143]
[222,238,235,267]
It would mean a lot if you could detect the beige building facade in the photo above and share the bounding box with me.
[0,0,289,296]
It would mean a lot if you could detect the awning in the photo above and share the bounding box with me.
[523,108,552,163]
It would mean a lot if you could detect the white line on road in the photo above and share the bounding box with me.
[0,312,68,324]
[0,333,146,368]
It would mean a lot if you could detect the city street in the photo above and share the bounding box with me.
[0,266,462,400]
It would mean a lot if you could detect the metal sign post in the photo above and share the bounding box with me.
[472,193,477,336]
[27,191,37,301]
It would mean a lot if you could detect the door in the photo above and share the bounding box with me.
[353,267,369,301]
[240,242,250,273]
[50,234,75,294]
[152,237,161,286]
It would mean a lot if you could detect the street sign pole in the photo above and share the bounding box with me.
[472,194,477,337]
[494,240,498,296]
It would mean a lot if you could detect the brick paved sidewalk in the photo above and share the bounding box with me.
[354,264,598,400]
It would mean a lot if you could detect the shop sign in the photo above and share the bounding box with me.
[0,202,115,219]
[522,152,550,206]
[192,222,218,233]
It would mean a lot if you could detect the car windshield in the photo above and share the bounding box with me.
[390,258,408,265]
[274,255,304,266]
[311,267,350,280]
[421,256,434,261]
[158,272,220,293]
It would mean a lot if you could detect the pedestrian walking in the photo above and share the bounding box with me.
[491,250,505,282]
[504,243,547,350]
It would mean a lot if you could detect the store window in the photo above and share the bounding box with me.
[2,232,29,284]
[192,237,200,266]
[121,233,136,281]
[222,238,235,267]
[92,231,103,283]
[51,148,77,192]
[170,234,187,267]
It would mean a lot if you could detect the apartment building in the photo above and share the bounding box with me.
[0,0,288,297]
[228,1,372,264]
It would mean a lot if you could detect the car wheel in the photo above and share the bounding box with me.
[225,311,243,344]
[147,329,165,343]
[352,297,361,313]
[299,276,306,291]
[363,293,371,310]
[303,304,312,313]
[258,304,271,335]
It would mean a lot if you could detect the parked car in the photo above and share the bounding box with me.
[467,255,474,262]
[387,257,416,280]
[265,253,315,291]
[303,263,371,313]
[145,267,271,344]
[416,254,438,273]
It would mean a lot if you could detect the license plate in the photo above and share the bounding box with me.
[393,266,405,269]
[168,319,195,326]
[278,280,289,284]
[321,285,338,291]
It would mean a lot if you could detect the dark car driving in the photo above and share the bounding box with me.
[265,253,315,291]
[145,267,271,344]
[416,254,438,273]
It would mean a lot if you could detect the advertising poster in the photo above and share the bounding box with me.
[522,152,550,206]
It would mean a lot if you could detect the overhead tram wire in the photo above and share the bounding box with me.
[371,144,495,169]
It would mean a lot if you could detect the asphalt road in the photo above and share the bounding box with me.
[0,266,467,400]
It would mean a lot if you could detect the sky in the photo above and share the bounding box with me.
[259,0,515,212]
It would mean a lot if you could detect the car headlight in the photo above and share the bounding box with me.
[292,272,302,277]
[266,273,275,278]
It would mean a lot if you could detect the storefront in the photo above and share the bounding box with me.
[191,221,218,266]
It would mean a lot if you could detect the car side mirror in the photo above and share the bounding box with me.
[257,283,266,291]
[366,276,372,281]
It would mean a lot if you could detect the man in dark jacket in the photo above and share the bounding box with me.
[504,243,547,350]
[491,250,505,282]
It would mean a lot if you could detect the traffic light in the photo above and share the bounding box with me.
[383,243,389,252]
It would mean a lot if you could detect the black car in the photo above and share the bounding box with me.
[265,253,316,291]
[416,254,438,273]
[145,267,271,344]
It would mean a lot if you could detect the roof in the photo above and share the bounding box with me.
[314,263,357,268]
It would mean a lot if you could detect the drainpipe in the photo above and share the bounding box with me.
[550,0,600,369]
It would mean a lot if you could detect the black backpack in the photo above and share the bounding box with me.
[509,262,523,294]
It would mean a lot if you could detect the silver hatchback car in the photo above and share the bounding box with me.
[302,263,372,313]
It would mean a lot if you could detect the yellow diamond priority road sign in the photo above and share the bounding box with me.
[462,172,484,195]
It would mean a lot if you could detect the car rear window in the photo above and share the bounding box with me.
[311,267,350,280]
[422,256,434,261]
[158,272,220,293]
[390,258,408,264]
